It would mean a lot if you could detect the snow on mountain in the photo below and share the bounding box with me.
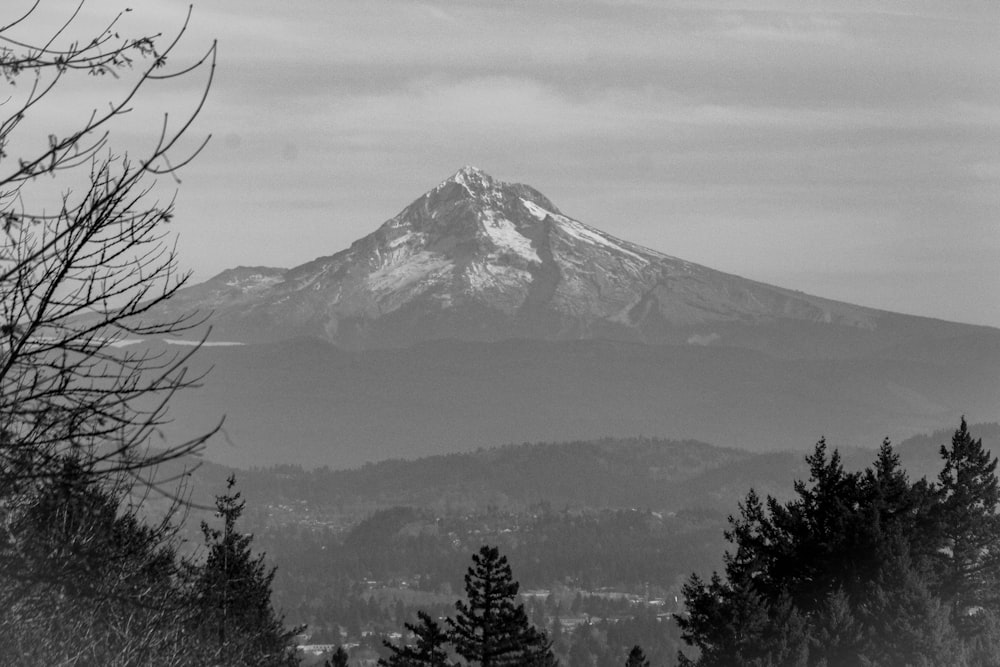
[161,167,988,355]
[172,266,289,309]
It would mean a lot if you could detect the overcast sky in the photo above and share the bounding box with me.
[11,1,1000,327]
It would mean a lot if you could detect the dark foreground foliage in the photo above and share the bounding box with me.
[0,3,301,662]
[0,467,298,666]
[678,419,1000,667]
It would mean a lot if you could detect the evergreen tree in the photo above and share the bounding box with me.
[380,611,453,667]
[447,545,557,667]
[678,575,808,667]
[933,417,1000,634]
[859,550,965,667]
[189,475,299,666]
[0,462,191,665]
[327,645,351,667]
[808,589,864,666]
[625,645,650,667]
[677,422,999,666]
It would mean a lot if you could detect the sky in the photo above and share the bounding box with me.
[7,0,1000,327]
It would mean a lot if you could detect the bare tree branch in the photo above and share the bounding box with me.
[0,3,217,495]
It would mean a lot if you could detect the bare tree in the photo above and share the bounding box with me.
[0,2,218,492]
[0,3,232,664]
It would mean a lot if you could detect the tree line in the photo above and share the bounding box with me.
[1,468,297,665]
[677,419,1000,666]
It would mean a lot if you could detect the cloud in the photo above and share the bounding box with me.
[687,333,721,346]
[322,77,646,144]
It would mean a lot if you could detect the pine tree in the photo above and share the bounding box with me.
[447,545,556,667]
[859,549,964,667]
[190,475,298,666]
[625,645,650,667]
[934,417,1000,634]
[677,430,984,667]
[380,611,452,667]
[677,574,808,667]
[327,645,350,667]
[809,589,864,666]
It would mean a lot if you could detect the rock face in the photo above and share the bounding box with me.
[165,166,983,356]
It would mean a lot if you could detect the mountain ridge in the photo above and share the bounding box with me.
[171,423,1000,517]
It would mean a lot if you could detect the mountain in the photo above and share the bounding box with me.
[143,167,999,467]
[161,166,991,358]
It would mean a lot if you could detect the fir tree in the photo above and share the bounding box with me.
[380,611,453,667]
[327,645,350,667]
[677,422,999,666]
[447,545,556,667]
[808,589,864,666]
[190,475,299,666]
[860,550,964,667]
[934,417,1000,634]
[625,645,650,667]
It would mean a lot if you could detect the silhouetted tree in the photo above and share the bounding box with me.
[625,645,649,667]
[189,475,299,666]
[447,545,556,667]
[678,421,999,667]
[933,417,1000,635]
[380,611,453,667]
[327,645,351,667]
[860,550,963,667]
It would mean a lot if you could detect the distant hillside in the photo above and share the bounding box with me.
[177,422,999,520]
[237,437,752,514]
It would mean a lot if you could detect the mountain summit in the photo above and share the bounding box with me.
[165,168,985,356]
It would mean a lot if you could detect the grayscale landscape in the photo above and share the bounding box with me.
[1,2,998,667]
[148,167,1000,469]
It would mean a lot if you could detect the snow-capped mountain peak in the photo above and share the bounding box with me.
[447,164,492,192]
[424,166,562,218]
[165,167,895,352]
